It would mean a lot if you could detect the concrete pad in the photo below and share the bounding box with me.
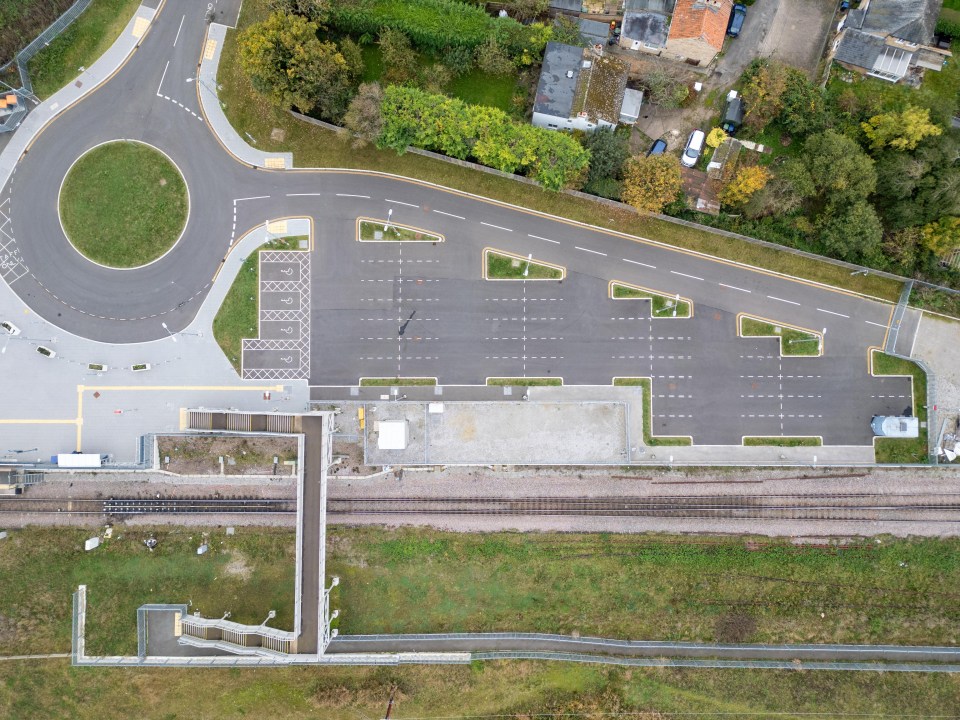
[261,290,302,312]
[259,320,303,340]
[242,348,302,370]
[261,261,301,282]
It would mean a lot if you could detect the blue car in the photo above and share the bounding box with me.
[727,3,747,37]
[647,139,668,156]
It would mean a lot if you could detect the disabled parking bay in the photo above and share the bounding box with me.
[261,261,302,282]
[259,319,303,340]
[242,347,302,371]
[261,289,303,312]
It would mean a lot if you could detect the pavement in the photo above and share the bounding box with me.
[0,0,921,455]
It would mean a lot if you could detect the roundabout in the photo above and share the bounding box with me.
[58,140,188,269]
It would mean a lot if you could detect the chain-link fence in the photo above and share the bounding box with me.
[0,0,93,133]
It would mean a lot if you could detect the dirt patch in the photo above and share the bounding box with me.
[158,435,298,476]
[224,550,252,580]
[0,613,18,646]
[270,127,285,142]
[715,611,758,642]
[329,439,379,477]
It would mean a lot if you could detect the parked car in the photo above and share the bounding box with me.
[647,138,668,156]
[0,320,20,335]
[681,130,705,168]
[840,0,850,10]
[727,3,747,37]
[721,93,744,134]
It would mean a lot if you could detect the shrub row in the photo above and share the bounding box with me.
[329,0,530,54]
[378,85,590,191]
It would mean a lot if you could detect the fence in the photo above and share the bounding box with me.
[0,0,93,132]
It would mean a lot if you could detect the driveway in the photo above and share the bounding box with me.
[713,0,838,83]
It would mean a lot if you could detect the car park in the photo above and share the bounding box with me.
[681,130,705,167]
[647,138,668,156]
[1,320,20,335]
[727,3,747,37]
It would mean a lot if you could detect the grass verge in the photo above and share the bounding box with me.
[360,377,437,386]
[212,236,300,374]
[871,350,929,464]
[28,0,141,100]
[216,0,903,305]
[612,282,692,318]
[59,141,187,268]
[486,377,562,386]
[485,249,563,280]
[743,437,822,447]
[740,316,821,356]
[358,218,441,242]
[613,377,693,446]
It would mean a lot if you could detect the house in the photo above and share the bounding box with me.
[662,0,733,67]
[532,42,629,133]
[549,0,583,13]
[579,18,611,44]
[620,0,675,55]
[832,0,950,82]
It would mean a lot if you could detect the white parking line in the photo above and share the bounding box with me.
[336,193,370,199]
[817,308,850,318]
[575,246,607,256]
[286,192,323,197]
[156,60,169,96]
[386,199,419,208]
[173,14,185,46]
[719,283,750,293]
[481,222,512,231]
[529,234,559,244]
[433,210,465,220]
[865,320,888,328]
[670,270,704,281]
[767,295,800,306]
[234,195,271,202]
[623,258,656,269]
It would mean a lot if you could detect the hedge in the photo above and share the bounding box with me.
[378,85,590,191]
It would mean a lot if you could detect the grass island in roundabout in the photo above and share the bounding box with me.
[58,140,188,268]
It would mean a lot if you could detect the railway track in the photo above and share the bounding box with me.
[3,493,960,522]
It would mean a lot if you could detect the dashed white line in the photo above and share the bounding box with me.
[719,283,750,293]
[386,199,419,208]
[817,308,850,318]
[670,270,704,281]
[767,295,800,306]
[336,193,370,199]
[529,234,560,244]
[865,320,888,328]
[575,246,607,256]
[481,221,512,232]
[433,210,465,220]
[286,193,323,197]
[623,258,656,269]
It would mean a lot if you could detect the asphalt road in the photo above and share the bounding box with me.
[0,0,912,443]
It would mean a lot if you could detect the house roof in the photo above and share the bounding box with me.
[667,0,733,51]
[624,0,676,13]
[533,42,584,118]
[549,0,583,11]
[622,10,671,48]
[579,18,611,43]
[835,29,888,69]
[572,52,629,124]
[853,0,942,44]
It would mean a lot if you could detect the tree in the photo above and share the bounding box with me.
[338,37,364,85]
[861,105,943,151]
[743,162,813,219]
[343,82,384,147]
[442,44,474,77]
[921,216,960,257]
[421,63,452,94]
[380,28,420,86]
[778,68,828,136]
[706,127,727,148]
[801,129,876,205]
[474,37,514,76]
[504,0,549,22]
[268,0,330,22]
[719,165,772,207]
[551,14,585,46]
[815,200,883,263]
[621,154,682,213]
[239,11,352,117]
[740,59,788,131]
[873,133,960,229]
[581,128,630,198]
[644,67,688,109]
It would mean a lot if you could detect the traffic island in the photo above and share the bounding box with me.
[609,281,692,318]
[738,315,822,357]
[58,140,188,268]
[870,349,929,464]
[359,377,438,387]
[484,249,564,280]
[357,218,442,242]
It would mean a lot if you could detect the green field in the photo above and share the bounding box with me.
[740,317,821,356]
[485,250,563,279]
[358,219,440,242]
[212,236,301,373]
[872,351,929,464]
[612,283,692,317]
[58,141,188,268]
[613,377,693,446]
[5,527,960,716]
[28,0,141,99]
[216,0,904,305]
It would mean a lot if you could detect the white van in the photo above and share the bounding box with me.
[681,130,705,168]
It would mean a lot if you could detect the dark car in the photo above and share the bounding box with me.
[647,138,668,156]
[727,3,747,37]
[721,96,744,134]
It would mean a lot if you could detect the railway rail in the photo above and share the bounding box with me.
[3,493,960,522]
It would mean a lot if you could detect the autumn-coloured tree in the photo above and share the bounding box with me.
[621,154,682,213]
[706,127,727,148]
[921,216,960,257]
[861,106,943,151]
[720,165,772,207]
[740,59,788,131]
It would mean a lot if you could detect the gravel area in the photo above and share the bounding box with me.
[913,312,960,414]
[157,435,298,475]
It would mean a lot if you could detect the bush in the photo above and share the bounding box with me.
[378,85,590,190]
[937,18,960,39]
